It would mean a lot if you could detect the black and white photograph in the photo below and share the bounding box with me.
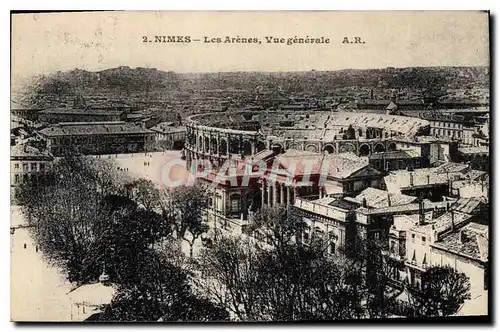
[9,10,490,322]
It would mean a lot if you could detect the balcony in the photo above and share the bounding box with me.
[294,197,348,222]
[404,260,427,272]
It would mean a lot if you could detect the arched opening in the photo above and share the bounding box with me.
[359,144,371,156]
[387,142,397,151]
[229,136,240,154]
[374,144,386,153]
[272,143,284,154]
[255,141,266,152]
[340,143,355,153]
[306,144,318,152]
[198,135,203,150]
[323,145,335,154]
[204,136,210,153]
[242,140,252,155]
[210,137,218,154]
[219,139,228,155]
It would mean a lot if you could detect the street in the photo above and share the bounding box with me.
[10,206,75,322]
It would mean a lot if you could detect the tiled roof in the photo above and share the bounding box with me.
[150,123,186,134]
[384,168,463,192]
[466,169,487,181]
[39,122,154,137]
[411,210,472,236]
[435,162,470,174]
[11,144,52,159]
[451,197,486,214]
[369,149,420,160]
[359,200,450,216]
[432,223,488,262]
[346,187,417,208]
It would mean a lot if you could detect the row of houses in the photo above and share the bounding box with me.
[192,147,488,312]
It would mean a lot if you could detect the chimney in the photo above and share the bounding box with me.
[409,173,414,187]
[362,198,368,208]
[460,229,468,244]
[427,174,430,184]
[387,193,391,207]
[419,199,425,225]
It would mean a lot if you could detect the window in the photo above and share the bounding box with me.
[40,163,45,171]
[329,242,336,255]
[411,234,415,243]
[14,163,19,169]
[422,236,426,243]
[303,229,310,243]
[31,163,37,171]
[14,174,19,184]
[22,163,28,172]
[230,195,241,213]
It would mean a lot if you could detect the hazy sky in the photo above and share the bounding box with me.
[11,11,489,78]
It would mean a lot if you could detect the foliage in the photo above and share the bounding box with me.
[246,205,306,252]
[17,156,171,284]
[165,184,210,258]
[405,266,471,317]
[198,236,260,320]
[101,250,229,322]
[198,229,366,321]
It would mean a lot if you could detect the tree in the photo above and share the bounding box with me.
[245,205,306,253]
[124,178,162,211]
[17,156,172,284]
[405,266,471,317]
[197,235,260,321]
[252,242,365,321]
[96,194,173,284]
[101,250,229,322]
[199,206,366,321]
[17,156,125,283]
[165,184,210,258]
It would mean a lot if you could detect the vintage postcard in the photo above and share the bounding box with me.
[10,11,490,322]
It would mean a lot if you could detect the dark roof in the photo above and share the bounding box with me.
[328,199,359,210]
[451,197,486,214]
[39,122,154,137]
[39,108,124,116]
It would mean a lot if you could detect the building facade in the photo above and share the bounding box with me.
[38,121,155,156]
[10,144,53,199]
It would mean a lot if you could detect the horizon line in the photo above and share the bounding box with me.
[12,64,490,79]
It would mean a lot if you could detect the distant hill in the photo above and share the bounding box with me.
[15,66,489,108]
